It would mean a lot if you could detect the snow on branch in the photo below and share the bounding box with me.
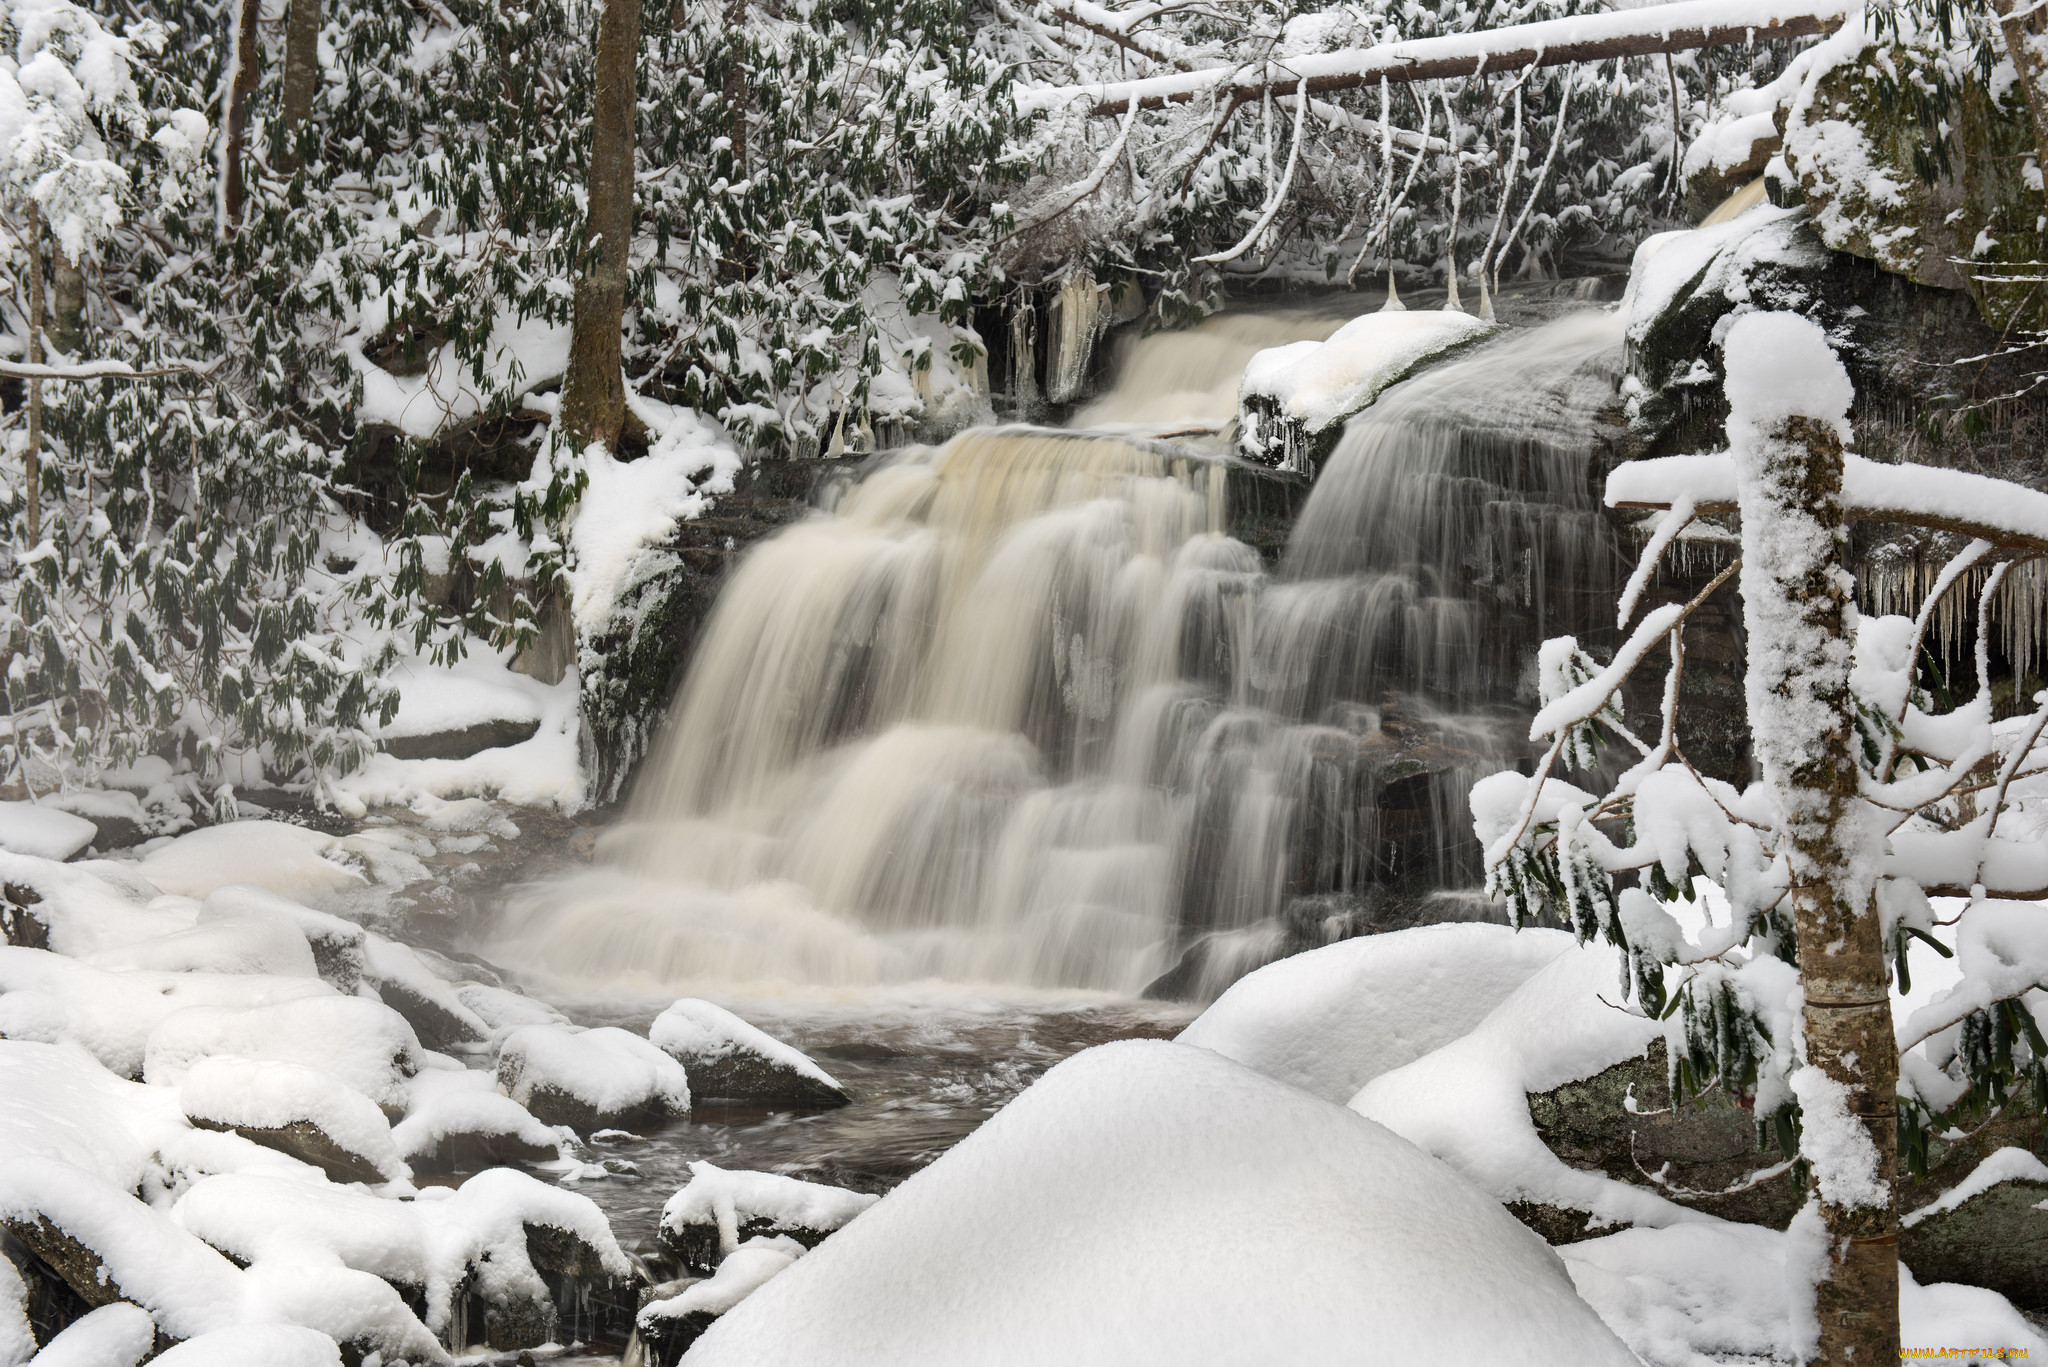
[0,358,213,381]
[1019,0,1850,116]
[1608,452,2048,555]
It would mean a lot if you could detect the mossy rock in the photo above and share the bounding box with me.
[1784,39,2047,334]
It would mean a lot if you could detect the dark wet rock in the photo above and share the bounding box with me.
[1,883,49,950]
[187,1117,394,1186]
[382,716,542,762]
[1902,1173,2048,1312]
[650,1000,849,1109]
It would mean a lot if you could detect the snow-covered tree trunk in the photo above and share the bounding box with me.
[558,0,641,451]
[1990,0,2048,201]
[1726,312,1897,1365]
[24,205,43,543]
[273,0,323,175]
[221,0,263,226]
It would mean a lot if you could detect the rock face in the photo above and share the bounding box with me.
[381,716,542,761]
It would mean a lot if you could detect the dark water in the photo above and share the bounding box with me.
[479,993,1192,1254]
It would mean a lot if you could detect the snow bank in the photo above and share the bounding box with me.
[650,999,846,1103]
[25,1301,156,1367]
[178,1056,410,1184]
[148,1324,343,1367]
[0,801,97,860]
[135,822,366,902]
[1349,942,1692,1233]
[684,1040,1638,1366]
[1562,1219,2047,1366]
[496,1024,691,1126]
[1177,923,1575,1102]
[143,995,422,1109]
[1240,308,1494,434]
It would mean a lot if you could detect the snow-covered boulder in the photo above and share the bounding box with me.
[453,982,569,1041]
[149,1324,344,1367]
[179,1056,411,1186]
[1899,1147,2048,1312]
[430,1166,637,1351]
[658,1162,878,1275]
[0,949,336,1080]
[360,934,490,1051]
[495,1024,690,1129]
[684,1039,1639,1366]
[392,1066,567,1170]
[1237,309,1494,472]
[143,994,422,1110]
[637,1235,803,1363]
[0,803,97,862]
[135,822,367,903]
[1177,923,1575,1103]
[649,1000,848,1107]
[85,895,321,980]
[200,885,367,993]
[24,1300,157,1367]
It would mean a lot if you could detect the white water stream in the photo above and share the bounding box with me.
[497,302,1626,999]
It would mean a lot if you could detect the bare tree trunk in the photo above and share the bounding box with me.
[273,0,323,175]
[23,207,41,544]
[221,0,264,226]
[557,0,641,452]
[1739,402,1900,1365]
[46,252,83,358]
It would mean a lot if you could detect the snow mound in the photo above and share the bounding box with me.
[1178,923,1575,1102]
[1240,309,1493,432]
[683,1039,1638,1367]
[24,1300,156,1367]
[1349,941,1687,1233]
[136,822,365,902]
[496,1024,691,1127]
[0,802,97,861]
[143,994,421,1108]
[148,1324,343,1367]
[650,999,846,1104]
[86,894,321,979]
[0,948,334,1079]
[179,1056,410,1184]
[1562,1220,2047,1367]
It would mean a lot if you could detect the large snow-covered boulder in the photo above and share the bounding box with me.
[143,995,422,1110]
[650,1000,848,1107]
[0,802,98,862]
[659,1162,878,1275]
[496,1024,691,1129]
[86,895,322,980]
[360,934,490,1051]
[179,1056,411,1186]
[200,885,368,993]
[683,1039,1639,1366]
[393,1066,566,1170]
[135,822,367,903]
[1177,923,1575,1103]
[149,1324,345,1367]
[1237,309,1494,472]
[21,1299,157,1366]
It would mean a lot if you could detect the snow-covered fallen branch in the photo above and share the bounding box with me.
[1020,0,1850,116]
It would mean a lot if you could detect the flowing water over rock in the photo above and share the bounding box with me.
[496,301,1628,1002]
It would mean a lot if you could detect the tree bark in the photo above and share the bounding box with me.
[557,0,641,452]
[23,208,42,544]
[1739,409,1899,1366]
[1990,0,2048,207]
[221,0,264,226]
[45,252,82,358]
[273,0,323,175]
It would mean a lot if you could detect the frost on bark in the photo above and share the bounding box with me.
[1728,315,1897,1365]
[557,0,641,452]
[273,0,323,175]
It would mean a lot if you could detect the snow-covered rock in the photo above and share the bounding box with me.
[135,822,366,903]
[637,1235,803,1361]
[392,1067,566,1169]
[200,885,367,993]
[1237,309,1495,472]
[453,983,569,1040]
[684,1039,1639,1366]
[1349,941,1685,1237]
[85,895,321,980]
[179,1056,411,1185]
[148,1324,343,1367]
[1177,923,1575,1103]
[0,803,97,862]
[649,999,848,1107]
[22,1300,156,1367]
[659,1162,878,1275]
[142,994,422,1110]
[496,1024,691,1129]
[360,934,490,1050]
[0,949,336,1080]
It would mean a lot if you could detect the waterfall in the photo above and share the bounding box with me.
[496,304,1627,997]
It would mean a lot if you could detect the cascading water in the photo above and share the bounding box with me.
[497,303,1628,998]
